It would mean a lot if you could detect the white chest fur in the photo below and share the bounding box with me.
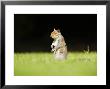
[51,35,67,60]
[52,38,59,47]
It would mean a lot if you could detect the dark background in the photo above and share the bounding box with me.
[14,14,97,52]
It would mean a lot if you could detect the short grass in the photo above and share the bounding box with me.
[14,52,97,76]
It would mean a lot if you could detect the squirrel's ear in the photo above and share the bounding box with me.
[54,28,56,31]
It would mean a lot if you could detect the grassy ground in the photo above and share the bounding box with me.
[14,52,97,76]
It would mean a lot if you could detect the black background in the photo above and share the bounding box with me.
[14,14,97,52]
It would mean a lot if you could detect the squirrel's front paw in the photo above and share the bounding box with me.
[51,45,55,49]
[51,49,55,52]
